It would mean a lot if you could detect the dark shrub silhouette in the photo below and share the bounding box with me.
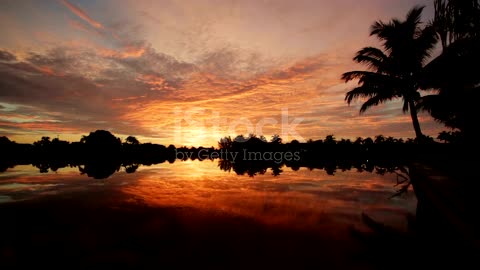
[83,130,122,156]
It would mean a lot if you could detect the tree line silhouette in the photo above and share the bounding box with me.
[0,130,175,179]
[0,129,465,179]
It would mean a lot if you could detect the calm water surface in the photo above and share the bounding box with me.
[0,160,416,230]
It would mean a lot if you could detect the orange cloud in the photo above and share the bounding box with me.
[59,0,103,29]
[0,120,79,133]
[98,45,146,59]
[112,55,337,145]
[135,74,177,91]
[123,45,146,58]
[36,66,64,76]
[113,49,444,146]
[112,95,147,101]
[67,19,103,38]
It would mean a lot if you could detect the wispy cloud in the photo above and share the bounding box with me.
[0,0,443,144]
[59,0,103,29]
[0,43,444,145]
[0,50,17,62]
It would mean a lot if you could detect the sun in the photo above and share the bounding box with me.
[176,127,220,147]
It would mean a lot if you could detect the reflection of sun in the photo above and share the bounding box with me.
[170,159,220,180]
[181,160,204,178]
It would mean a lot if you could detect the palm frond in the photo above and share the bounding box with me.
[370,21,386,36]
[342,71,375,82]
[345,85,380,104]
[370,21,397,45]
[355,47,388,60]
[353,47,388,70]
[406,5,425,26]
[345,80,398,105]
[360,94,396,113]
[415,25,438,64]
[416,94,443,113]
[342,70,400,84]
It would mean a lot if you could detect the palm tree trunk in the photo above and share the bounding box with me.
[409,100,423,139]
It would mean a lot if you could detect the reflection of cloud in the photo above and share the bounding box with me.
[0,161,416,233]
[119,162,416,228]
[59,0,104,29]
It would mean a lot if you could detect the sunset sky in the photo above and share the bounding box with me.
[0,0,445,147]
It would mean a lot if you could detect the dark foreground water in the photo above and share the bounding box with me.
[0,161,418,269]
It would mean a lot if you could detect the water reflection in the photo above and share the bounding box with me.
[79,162,122,179]
[0,160,415,230]
[0,159,423,268]
[127,163,415,230]
[1,157,406,179]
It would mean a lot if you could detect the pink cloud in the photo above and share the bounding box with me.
[59,0,103,29]
[98,45,146,59]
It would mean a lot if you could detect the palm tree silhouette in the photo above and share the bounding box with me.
[418,0,480,143]
[342,6,437,139]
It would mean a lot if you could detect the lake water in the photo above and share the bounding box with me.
[3,160,475,269]
[0,160,416,230]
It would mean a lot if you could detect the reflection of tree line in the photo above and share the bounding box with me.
[0,130,176,179]
[0,130,462,179]
[217,158,406,178]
